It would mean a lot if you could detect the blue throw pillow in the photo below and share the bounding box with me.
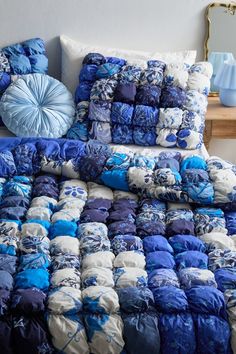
[0,74,75,138]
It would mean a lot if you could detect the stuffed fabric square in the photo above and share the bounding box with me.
[26,207,52,221]
[82,267,114,288]
[88,101,111,122]
[50,268,81,289]
[156,128,178,147]
[163,63,188,89]
[84,313,124,354]
[114,251,146,269]
[59,179,87,200]
[114,83,136,103]
[11,288,46,314]
[114,267,147,288]
[19,236,50,255]
[112,124,134,144]
[175,251,208,270]
[135,85,161,106]
[48,314,89,354]
[51,255,81,271]
[87,182,113,200]
[90,79,117,101]
[51,209,81,222]
[111,102,133,125]
[178,268,217,289]
[148,269,180,289]
[0,220,20,237]
[74,54,211,149]
[31,196,57,210]
[80,235,110,255]
[82,251,115,270]
[50,236,80,256]
[89,122,112,144]
[57,197,85,211]
[18,253,50,271]
[0,254,17,274]
[152,286,188,312]
[50,220,77,238]
[48,287,82,314]
[158,108,183,129]
[111,235,143,255]
[82,286,119,314]
[15,269,49,291]
[133,105,159,127]
[79,222,108,239]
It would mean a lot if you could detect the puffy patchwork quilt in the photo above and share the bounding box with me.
[0,137,235,207]
[67,53,212,150]
[0,137,235,353]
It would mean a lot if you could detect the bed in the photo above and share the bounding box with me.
[0,37,236,353]
[0,137,235,354]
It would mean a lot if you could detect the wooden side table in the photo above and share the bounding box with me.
[204,96,236,149]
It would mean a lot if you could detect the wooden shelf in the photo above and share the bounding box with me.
[204,96,236,149]
[206,96,236,121]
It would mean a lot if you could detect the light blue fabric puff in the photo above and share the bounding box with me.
[0,74,75,138]
[15,268,49,291]
[50,220,77,239]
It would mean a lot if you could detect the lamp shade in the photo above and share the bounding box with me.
[214,59,236,90]
[209,52,234,75]
[208,52,234,91]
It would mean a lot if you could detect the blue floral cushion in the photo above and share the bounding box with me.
[69,54,212,149]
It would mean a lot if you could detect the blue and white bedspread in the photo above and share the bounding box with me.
[0,137,235,207]
[0,137,235,353]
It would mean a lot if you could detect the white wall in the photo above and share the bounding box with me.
[0,0,219,78]
[0,0,235,161]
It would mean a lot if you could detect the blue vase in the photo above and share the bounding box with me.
[219,88,236,106]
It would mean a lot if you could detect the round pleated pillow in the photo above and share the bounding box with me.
[0,73,75,137]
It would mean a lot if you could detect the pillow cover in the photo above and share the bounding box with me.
[67,53,212,149]
[0,73,75,138]
[60,35,197,94]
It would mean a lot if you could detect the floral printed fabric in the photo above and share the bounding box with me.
[0,171,235,353]
[0,38,48,96]
[68,53,212,149]
[1,137,236,206]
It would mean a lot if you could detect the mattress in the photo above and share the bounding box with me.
[0,137,235,353]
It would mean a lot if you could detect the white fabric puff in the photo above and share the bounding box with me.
[21,222,48,237]
[114,251,146,269]
[82,286,119,314]
[57,197,85,211]
[26,207,52,221]
[50,268,81,289]
[51,209,81,222]
[87,182,114,200]
[48,314,89,354]
[82,267,114,288]
[50,236,80,256]
[82,251,115,270]
[30,196,57,209]
[48,286,82,314]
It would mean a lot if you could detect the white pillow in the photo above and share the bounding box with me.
[60,35,197,94]
[151,50,197,66]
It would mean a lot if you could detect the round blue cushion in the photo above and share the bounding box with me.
[0,74,75,138]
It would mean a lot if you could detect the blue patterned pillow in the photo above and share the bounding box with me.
[69,54,212,149]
